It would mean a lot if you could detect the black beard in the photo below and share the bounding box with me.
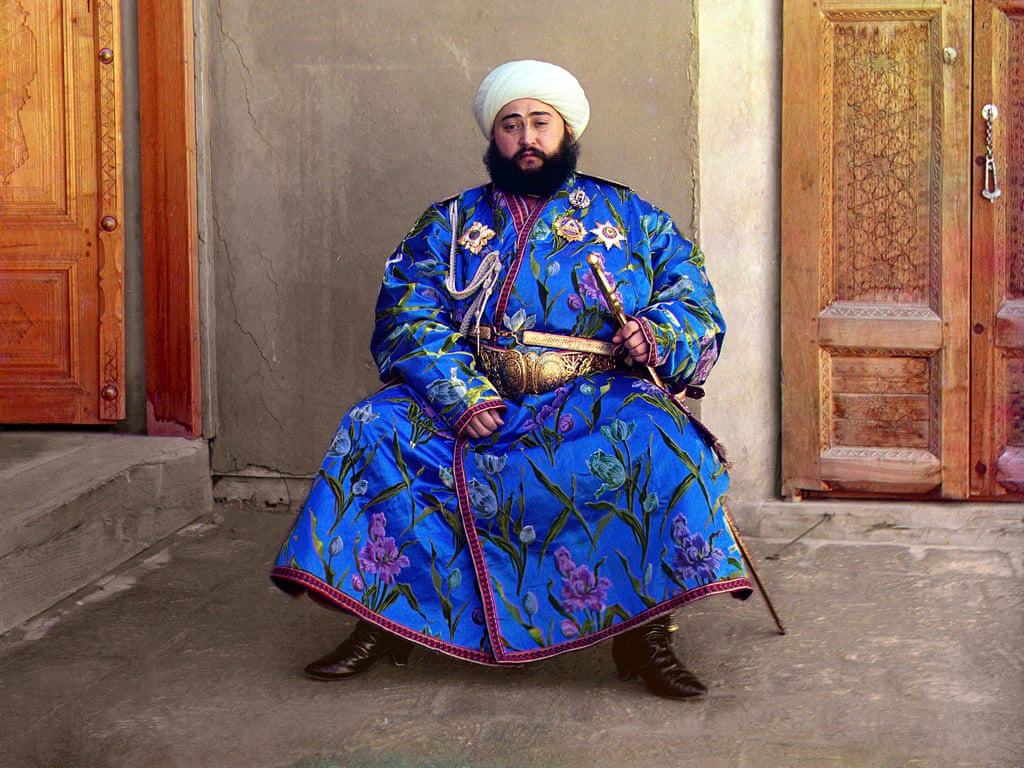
[483,135,579,197]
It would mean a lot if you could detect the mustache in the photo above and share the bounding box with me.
[483,135,579,197]
[515,148,546,160]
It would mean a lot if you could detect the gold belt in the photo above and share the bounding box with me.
[468,327,620,397]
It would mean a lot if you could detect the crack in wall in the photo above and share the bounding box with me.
[256,243,282,305]
[214,1,275,154]
[211,209,284,437]
[212,211,274,373]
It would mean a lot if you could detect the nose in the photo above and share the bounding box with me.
[519,125,537,147]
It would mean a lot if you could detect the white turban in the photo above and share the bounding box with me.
[473,60,590,142]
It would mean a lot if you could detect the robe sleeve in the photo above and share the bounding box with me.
[631,204,726,390]
[370,203,505,433]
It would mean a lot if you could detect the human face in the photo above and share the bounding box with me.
[484,130,579,197]
[492,98,569,171]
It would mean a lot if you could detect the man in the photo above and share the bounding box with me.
[272,60,752,699]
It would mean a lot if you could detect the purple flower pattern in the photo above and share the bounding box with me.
[554,546,612,613]
[670,513,725,584]
[692,335,720,384]
[273,176,742,658]
[523,386,571,431]
[358,512,410,585]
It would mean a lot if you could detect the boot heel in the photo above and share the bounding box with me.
[390,641,413,667]
[612,651,638,680]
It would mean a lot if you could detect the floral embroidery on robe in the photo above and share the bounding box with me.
[272,173,752,664]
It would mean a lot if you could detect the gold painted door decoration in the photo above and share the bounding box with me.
[782,0,1022,500]
[0,0,125,423]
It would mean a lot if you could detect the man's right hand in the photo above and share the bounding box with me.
[462,409,504,439]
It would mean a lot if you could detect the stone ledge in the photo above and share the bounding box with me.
[212,470,311,511]
[0,433,213,634]
[728,498,1024,552]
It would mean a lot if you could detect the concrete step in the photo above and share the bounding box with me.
[0,432,212,634]
[729,498,1024,553]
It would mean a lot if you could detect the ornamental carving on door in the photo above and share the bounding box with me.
[1008,358,1023,441]
[784,0,1024,500]
[1006,20,1023,295]
[835,22,931,302]
[0,1,36,182]
[0,301,33,345]
[96,0,124,420]
[823,12,943,309]
[817,14,946,475]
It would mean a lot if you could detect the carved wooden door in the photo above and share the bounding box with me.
[782,0,1021,500]
[0,0,125,423]
[971,0,1024,496]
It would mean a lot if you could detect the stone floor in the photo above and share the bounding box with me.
[0,502,1022,768]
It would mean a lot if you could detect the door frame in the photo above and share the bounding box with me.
[137,0,201,437]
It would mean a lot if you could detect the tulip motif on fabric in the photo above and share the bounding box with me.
[588,449,626,495]
[354,512,416,615]
[669,513,731,588]
[271,174,747,664]
[553,546,613,638]
[458,221,496,254]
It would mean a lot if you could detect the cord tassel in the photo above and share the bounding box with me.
[443,200,502,337]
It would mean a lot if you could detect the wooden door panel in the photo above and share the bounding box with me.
[782,0,971,497]
[972,0,1024,497]
[0,0,124,423]
[1,2,70,217]
[0,266,74,379]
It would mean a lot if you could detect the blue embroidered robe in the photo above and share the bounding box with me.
[272,173,752,664]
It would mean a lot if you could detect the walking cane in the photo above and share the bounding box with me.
[586,253,785,635]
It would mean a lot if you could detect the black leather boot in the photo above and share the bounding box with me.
[304,620,414,681]
[611,616,707,699]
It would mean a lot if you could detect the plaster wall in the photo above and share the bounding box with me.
[698,2,782,501]
[204,1,702,478]
[119,0,147,433]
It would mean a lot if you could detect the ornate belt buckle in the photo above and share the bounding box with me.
[531,350,571,394]
[477,343,525,398]
[477,342,617,398]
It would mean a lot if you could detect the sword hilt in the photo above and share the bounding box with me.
[585,253,666,390]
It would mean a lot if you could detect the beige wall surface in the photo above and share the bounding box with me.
[203,1,702,477]
[698,2,782,501]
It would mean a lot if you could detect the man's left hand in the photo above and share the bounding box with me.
[613,319,650,364]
